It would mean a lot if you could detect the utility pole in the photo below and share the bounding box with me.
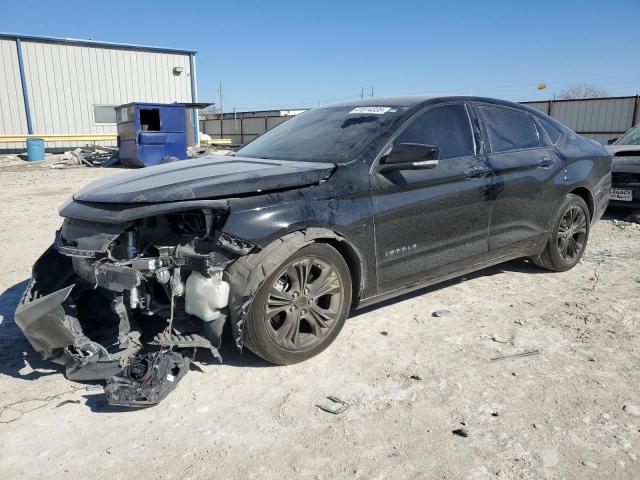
[361,87,364,99]
[218,81,223,139]
[370,87,374,98]
[218,81,223,119]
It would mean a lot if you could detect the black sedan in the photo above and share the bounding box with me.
[15,96,611,405]
[606,123,640,209]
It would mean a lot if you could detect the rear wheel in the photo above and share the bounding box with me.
[531,193,590,272]
[243,243,352,365]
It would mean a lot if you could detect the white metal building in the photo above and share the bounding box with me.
[0,33,198,152]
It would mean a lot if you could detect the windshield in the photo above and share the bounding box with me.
[237,106,407,162]
[615,123,640,145]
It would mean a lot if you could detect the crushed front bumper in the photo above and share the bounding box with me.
[14,245,219,407]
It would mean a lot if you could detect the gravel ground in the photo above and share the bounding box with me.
[0,162,639,480]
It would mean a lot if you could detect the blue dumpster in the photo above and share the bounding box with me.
[26,138,45,161]
[116,103,187,168]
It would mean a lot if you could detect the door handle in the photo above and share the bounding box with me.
[464,165,491,179]
[537,157,554,168]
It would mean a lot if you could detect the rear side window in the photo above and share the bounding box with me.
[478,106,540,153]
[396,104,474,159]
[536,116,563,145]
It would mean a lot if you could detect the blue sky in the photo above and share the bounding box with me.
[1,0,638,111]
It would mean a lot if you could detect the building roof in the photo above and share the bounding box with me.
[0,32,196,54]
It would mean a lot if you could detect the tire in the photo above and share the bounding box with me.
[530,193,590,272]
[241,243,352,365]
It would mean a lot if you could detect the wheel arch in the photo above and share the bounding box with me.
[311,234,363,306]
[568,186,595,220]
[225,227,365,350]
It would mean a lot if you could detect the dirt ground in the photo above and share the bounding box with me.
[0,161,639,480]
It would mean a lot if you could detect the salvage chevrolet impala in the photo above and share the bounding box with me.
[16,96,611,406]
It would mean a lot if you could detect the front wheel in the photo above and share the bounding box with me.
[531,193,590,272]
[243,243,352,365]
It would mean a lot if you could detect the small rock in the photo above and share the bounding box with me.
[511,371,518,377]
[380,331,388,336]
[432,309,451,317]
[581,461,597,468]
[452,428,469,438]
[533,423,539,429]
[491,412,499,417]
[409,374,422,381]
[623,404,640,417]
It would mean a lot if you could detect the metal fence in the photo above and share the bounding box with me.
[200,95,640,147]
[200,115,292,145]
[522,95,639,145]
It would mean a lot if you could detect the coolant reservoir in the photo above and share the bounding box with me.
[185,270,230,322]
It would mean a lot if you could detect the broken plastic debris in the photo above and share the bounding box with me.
[316,396,350,415]
[105,351,190,407]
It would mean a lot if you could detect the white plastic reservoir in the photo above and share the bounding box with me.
[185,270,230,322]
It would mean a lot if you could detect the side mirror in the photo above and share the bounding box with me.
[607,137,618,145]
[379,143,440,171]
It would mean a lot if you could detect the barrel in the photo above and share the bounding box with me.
[26,138,45,161]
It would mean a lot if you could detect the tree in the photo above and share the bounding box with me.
[558,84,608,100]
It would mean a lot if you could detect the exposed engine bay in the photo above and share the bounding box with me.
[15,207,251,407]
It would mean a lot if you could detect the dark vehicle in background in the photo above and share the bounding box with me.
[15,96,611,405]
[606,123,640,208]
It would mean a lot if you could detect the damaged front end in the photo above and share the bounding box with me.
[15,206,251,407]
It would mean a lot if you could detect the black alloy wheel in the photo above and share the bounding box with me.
[265,256,344,351]
[531,193,590,272]
[242,243,352,365]
[556,205,588,263]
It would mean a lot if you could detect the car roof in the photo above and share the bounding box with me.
[326,95,532,111]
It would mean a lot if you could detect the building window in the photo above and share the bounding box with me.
[94,105,117,124]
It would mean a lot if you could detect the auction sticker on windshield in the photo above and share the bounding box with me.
[349,107,392,114]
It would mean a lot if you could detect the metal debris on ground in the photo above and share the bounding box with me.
[70,146,119,167]
[432,309,451,317]
[55,399,81,408]
[187,145,234,158]
[491,335,510,344]
[490,350,540,362]
[316,396,350,415]
[49,146,120,168]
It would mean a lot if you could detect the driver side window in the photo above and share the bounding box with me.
[395,104,475,159]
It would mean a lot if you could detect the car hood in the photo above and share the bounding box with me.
[605,145,640,173]
[74,155,335,204]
